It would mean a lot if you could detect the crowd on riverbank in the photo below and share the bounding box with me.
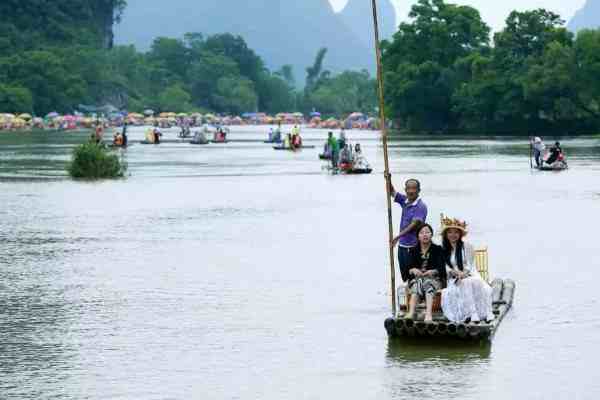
[0,111,380,132]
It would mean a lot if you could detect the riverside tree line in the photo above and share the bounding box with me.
[0,1,376,118]
[3,0,600,134]
[382,0,600,134]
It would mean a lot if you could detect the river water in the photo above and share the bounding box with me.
[1,126,599,399]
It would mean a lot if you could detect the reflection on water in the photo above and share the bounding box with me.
[1,126,600,399]
[385,339,492,400]
[386,337,491,364]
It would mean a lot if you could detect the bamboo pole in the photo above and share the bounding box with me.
[371,0,396,316]
[529,136,534,169]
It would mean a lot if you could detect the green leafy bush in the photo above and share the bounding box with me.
[67,143,126,179]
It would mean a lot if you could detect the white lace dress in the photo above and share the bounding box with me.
[441,243,493,323]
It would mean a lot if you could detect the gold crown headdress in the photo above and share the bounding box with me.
[440,213,468,235]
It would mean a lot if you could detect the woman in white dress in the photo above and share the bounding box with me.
[440,215,494,323]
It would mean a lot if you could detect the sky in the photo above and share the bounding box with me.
[329,0,586,31]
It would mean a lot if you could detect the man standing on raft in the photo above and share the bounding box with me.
[387,176,428,277]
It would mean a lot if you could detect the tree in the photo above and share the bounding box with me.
[309,70,376,116]
[158,85,192,112]
[0,84,33,113]
[256,74,295,114]
[275,65,295,87]
[204,34,265,83]
[187,51,239,109]
[213,76,258,115]
[382,0,490,131]
[305,48,329,92]
[148,37,189,80]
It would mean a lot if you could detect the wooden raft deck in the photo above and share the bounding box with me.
[385,278,515,342]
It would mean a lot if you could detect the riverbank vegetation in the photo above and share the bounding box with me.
[383,0,600,134]
[0,1,377,118]
[67,143,126,179]
[4,0,600,134]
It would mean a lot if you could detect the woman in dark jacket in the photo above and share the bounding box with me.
[403,224,447,322]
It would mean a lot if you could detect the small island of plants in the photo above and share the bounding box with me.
[67,143,126,179]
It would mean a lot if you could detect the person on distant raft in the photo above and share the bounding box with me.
[388,176,428,283]
[339,143,353,170]
[532,137,545,167]
[327,131,339,169]
[94,122,104,144]
[284,133,292,149]
[292,132,302,149]
[274,125,282,142]
[546,141,563,165]
[353,143,370,170]
[339,128,346,149]
[113,131,123,146]
[153,123,162,144]
[121,121,128,147]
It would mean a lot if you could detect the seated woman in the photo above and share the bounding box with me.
[339,143,352,162]
[284,133,292,149]
[352,143,370,169]
[153,126,162,144]
[113,132,123,146]
[292,133,302,149]
[193,130,208,143]
[545,141,563,165]
[403,224,447,322]
[440,215,493,323]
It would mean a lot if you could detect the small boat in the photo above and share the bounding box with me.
[190,140,209,145]
[140,140,159,145]
[339,161,372,174]
[536,161,568,171]
[210,140,229,144]
[264,139,283,144]
[384,249,516,342]
[345,168,373,174]
[273,145,316,150]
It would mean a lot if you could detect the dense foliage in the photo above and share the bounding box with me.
[0,2,377,118]
[68,143,126,179]
[383,0,600,134]
[0,0,126,51]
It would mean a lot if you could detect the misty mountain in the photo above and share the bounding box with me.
[114,0,378,83]
[338,0,397,47]
[568,0,600,32]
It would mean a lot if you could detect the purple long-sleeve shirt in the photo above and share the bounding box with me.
[394,192,428,247]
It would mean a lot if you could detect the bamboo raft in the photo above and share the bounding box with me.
[536,164,568,171]
[384,249,516,342]
[273,145,316,150]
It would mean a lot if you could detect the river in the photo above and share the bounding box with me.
[1,126,599,399]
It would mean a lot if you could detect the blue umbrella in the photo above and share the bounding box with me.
[310,112,321,117]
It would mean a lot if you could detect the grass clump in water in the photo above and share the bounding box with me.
[67,143,126,179]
